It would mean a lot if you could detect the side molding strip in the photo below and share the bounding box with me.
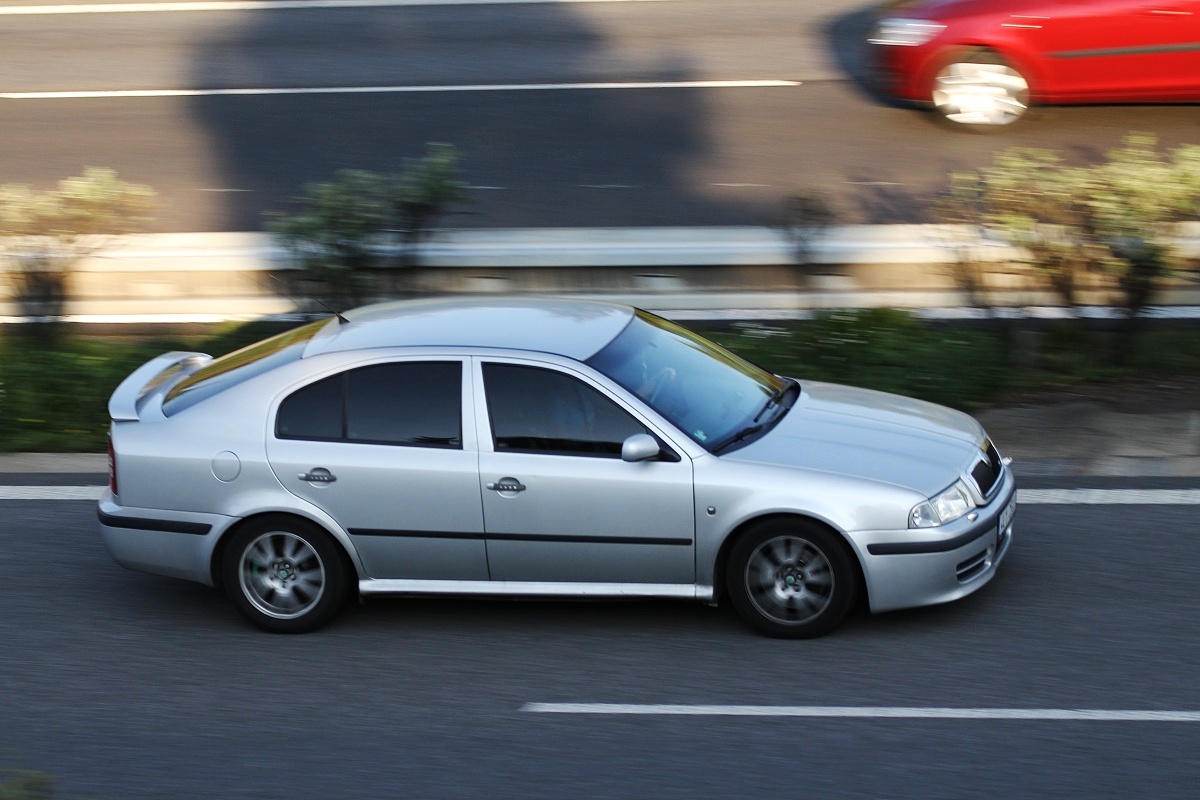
[97,509,212,536]
[358,579,713,602]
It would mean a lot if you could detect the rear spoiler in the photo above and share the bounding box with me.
[108,352,211,422]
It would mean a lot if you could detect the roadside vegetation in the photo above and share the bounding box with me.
[0,321,292,453]
[0,766,56,799]
[5,312,1200,453]
[266,143,472,310]
[3,135,1199,452]
[0,168,155,326]
[930,133,1200,356]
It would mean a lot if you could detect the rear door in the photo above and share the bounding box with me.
[267,358,489,580]
[474,359,695,586]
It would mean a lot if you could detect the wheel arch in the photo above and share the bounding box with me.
[210,511,359,592]
[712,512,867,607]
[924,43,1045,101]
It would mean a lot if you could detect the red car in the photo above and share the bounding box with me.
[868,0,1200,129]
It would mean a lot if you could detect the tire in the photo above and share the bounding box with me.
[726,519,857,638]
[222,516,349,633]
[931,50,1030,131]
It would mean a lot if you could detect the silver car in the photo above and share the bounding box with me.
[99,298,1015,637]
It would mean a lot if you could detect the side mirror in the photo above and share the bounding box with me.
[621,433,661,463]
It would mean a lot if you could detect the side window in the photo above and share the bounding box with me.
[276,361,462,448]
[276,373,343,441]
[483,363,647,457]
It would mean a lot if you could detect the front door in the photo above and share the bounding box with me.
[476,360,695,585]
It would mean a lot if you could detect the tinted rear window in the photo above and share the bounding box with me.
[277,361,462,448]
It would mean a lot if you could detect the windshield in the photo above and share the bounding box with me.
[586,310,786,451]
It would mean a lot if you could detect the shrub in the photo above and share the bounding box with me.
[704,309,1008,410]
[0,168,155,323]
[267,144,472,310]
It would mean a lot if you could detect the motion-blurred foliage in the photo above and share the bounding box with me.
[936,134,1200,318]
[0,767,54,800]
[267,143,472,310]
[5,312,1200,452]
[702,309,1008,410]
[0,168,155,321]
[0,321,294,452]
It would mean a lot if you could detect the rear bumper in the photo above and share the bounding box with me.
[97,491,235,586]
[849,470,1016,613]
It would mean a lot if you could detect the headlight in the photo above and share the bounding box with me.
[910,480,976,528]
[869,18,946,47]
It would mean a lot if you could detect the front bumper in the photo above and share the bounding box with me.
[849,468,1016,613]
[866,40,939,104]
[97,491,235,586]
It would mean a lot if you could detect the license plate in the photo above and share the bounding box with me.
[998,495,1016,542]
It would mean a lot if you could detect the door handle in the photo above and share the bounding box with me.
[486,478,527,492]
[298,468,337,484]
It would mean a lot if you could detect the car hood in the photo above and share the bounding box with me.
[725,381,986,497]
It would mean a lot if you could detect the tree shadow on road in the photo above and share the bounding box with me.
[185,3,771,231]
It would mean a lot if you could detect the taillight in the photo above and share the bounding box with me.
[107,435,118,496]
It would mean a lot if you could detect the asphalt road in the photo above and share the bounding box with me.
[3,476,1199,798]
[2,0,1198,232]
[2,8,1199,791]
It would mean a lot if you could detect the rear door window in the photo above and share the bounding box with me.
[277,361,462,448]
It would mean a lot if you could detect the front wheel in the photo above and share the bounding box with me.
[931,51,1030,130]
[726,519,857,638]
[222,517,350,633]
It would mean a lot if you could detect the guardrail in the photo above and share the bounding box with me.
[2,224,1199,321]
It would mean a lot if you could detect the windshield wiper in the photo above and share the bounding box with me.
[711,422,769,455]
[752,378,797,423]
[714,379,797,455]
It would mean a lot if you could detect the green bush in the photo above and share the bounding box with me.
[0,321,296,452]
[0,768,55,800]
[704,309,1009,410]
[3,311,1200,452]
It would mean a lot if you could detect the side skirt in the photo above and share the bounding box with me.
[358,579,714,602]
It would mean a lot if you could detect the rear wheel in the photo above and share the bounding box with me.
[932,50,1030,130]
[222,517,349,633]
[726,519,857,638]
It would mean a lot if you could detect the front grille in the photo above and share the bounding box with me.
[956,548,990,582]
[970,440,1002,498]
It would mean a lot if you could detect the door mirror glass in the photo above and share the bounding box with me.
[621,433,661,463]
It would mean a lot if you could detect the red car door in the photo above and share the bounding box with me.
[1039,0,1200,100]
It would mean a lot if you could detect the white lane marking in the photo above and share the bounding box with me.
[521,704,1200,721]
[1018,489,1200,505]
[4,487,1198,503]
[1,80,800,100]
[0,486,105,500]
[0,0,683,16]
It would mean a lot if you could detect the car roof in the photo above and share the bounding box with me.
[302,297,636,361]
